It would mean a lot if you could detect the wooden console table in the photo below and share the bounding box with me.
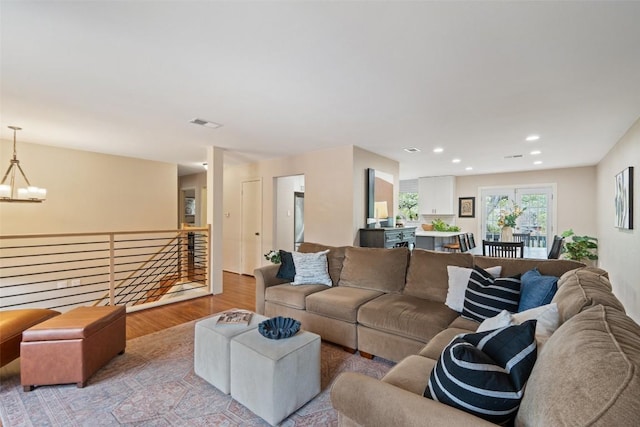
[359,227,416,249]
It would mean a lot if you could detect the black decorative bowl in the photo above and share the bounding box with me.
[258,316,301,340]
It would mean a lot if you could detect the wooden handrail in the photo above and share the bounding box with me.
[0,227,208,240]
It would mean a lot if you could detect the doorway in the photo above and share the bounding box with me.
[480,185,555,249]
[275,175,305,252]
[241,180,262,276]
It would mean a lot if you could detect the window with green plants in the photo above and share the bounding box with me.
[398,192,419,221]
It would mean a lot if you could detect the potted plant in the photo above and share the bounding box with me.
[561,229,598,262]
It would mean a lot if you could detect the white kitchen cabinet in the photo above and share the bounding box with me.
[418,176,456,215]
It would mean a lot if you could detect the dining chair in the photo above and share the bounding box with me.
[513,232,531,247]
[482,240,524,258]
[443,234,468,252]
[466,233,476,249]
[547,235,565,259]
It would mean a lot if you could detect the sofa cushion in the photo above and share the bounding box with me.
[518,268,558,312]
[461,267,521,322]
[425,320,537,425]
[306,287,382,322]
[264,283,328,310]
[552,267,625,323]
[473,256,584,279]
[447,316,481,331]
[404,250,474,303]
[419,328,475,360]
[338,247,409,293]
[517,305,640,426]
[383,355,436,395]
[292,250,332,286]
[358,294,459,343]
[299,242,347,286]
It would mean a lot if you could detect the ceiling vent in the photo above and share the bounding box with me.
[190,118,222,129]
[403,147,421,153]
[504,154,524,159]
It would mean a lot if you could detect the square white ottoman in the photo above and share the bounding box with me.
[194,311,268,394]
[230,329,321,426]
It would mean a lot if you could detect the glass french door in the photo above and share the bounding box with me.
[480,186,554,249]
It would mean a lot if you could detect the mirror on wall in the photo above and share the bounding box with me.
[367,168,394,227]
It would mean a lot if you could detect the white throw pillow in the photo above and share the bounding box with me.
[513,303,560,349]
[446,265,502,312]
[477,303,560,350]
[476,309,514,332]
[291,250,332,286]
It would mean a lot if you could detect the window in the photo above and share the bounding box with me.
[480,186,555,249]
[399,179,419,220]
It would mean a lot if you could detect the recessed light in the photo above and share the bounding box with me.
[465,166,473,171]
[530,150,541,155]
[452,158,461,163]
[190,118,222,129]
[534,160,543,165]
[526,135,540,142]
[403,147,421,153]
[433,147,444,153]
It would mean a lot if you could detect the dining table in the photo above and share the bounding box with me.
[468,245,549,260]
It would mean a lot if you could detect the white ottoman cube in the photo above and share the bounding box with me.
[194,311,268,394]
[230,329,321,426]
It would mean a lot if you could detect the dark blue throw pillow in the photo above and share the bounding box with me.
[276,250,296,281]
[518,268,558,312]
[424,320,538,425]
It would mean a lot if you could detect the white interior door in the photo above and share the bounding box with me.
[241,180,261,276]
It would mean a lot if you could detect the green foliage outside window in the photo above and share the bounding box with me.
[398,192,419,221]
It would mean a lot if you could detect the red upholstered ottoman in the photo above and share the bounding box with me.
[20,305,126,391]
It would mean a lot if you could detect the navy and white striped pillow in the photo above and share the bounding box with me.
[424,320,537,425]
[462,266,521,322]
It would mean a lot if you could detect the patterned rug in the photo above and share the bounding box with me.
[0,320,394,426]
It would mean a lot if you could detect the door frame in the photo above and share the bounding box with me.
[478,183,557,247]
[240,179,262,276]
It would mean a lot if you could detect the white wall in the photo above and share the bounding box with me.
[596,117,640,322]
[275,175,304,252]
[222,145,398,273]
[455,166,597,240]
[0,140,177,234]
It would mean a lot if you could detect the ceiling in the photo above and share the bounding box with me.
[2,1,639,179]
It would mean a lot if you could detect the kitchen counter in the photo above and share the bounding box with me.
[414,230,463,237]
[414,230,463,251]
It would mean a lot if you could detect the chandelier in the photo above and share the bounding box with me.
[0,126,47,203]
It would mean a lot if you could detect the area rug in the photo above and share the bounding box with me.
[0,320,394,426]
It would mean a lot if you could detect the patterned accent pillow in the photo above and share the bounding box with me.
[291,250,332,286]
[424,320,538,425]
[462,266,521,322]
[445,265,502,312]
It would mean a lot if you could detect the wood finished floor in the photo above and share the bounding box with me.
[126,271,256,340]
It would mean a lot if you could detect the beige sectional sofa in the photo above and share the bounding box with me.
[330,266,640,426]
[255,242,583,362]
[255,242,640,425]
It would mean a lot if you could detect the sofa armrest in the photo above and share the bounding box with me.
[254,264,289,314]
[330,372,497,427]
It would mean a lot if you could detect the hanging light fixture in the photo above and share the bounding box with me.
[0,126,47,203]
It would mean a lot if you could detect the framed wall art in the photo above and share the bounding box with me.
[614,166,633,230]
[458,196,475,218]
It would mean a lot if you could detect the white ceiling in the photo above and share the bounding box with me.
[1,1,639,179]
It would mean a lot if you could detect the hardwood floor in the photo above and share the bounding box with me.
[126,271,256,340]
